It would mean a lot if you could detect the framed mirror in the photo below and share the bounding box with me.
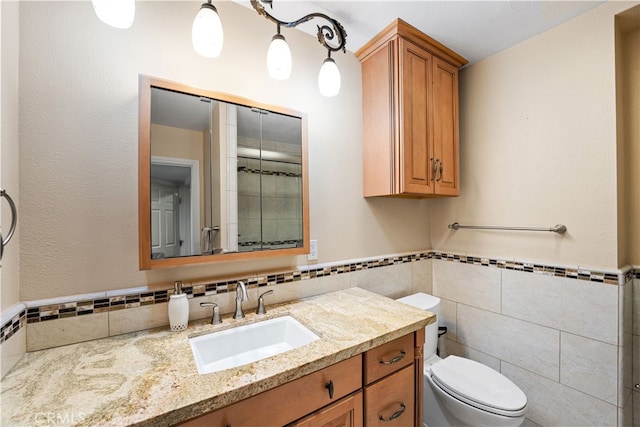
[139,76,309,270]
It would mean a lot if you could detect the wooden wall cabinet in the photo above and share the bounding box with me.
[180,330,424,426]
[356,19,468,198]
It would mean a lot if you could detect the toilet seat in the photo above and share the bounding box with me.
[430,356,527,417]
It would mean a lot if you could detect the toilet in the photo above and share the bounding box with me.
[397,293,527,427]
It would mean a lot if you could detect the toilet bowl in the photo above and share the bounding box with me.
[397,293,527,427]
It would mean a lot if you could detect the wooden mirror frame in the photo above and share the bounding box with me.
[138,75,310,270]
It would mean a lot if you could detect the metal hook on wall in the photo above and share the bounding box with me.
[1,188,18,262]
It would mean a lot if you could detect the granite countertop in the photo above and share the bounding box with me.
[1,288,434,426]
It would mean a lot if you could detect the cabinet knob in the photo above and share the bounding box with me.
[379,350,406,365]
[378,402,406,422]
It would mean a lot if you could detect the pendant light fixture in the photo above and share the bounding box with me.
[93,0,347,96]
[318,54,341,97]
[192,1,224,59]
[250,0,347,96]
[266,25,292,80]
[92,0,135,29]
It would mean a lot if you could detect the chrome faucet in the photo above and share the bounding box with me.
[256,290,274,315]
[233,281,249,319]
[200,302,222,325]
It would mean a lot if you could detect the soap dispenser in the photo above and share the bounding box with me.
[169,281,189,331]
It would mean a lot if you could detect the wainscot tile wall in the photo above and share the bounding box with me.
[434,259,636,427]
[0,252,637,427]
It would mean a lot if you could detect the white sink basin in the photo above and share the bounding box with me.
[189,315,320,374]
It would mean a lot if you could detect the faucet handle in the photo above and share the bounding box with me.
[200,302,222,325]
[237,281,249,301]
[256,290,274,315]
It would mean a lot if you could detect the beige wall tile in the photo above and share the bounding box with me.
[634,336,640,399]
[620,331,633,406]
[263,274,350,306]
[560,332,618,405]
[433,261,501,313]
[502,270,619,345]
[634,279,640,335]
[502,362,617,427]
[440,338,501,371]
[109,304,169,336]
[621,279,633,339]
[457,304,559,380]
[1,328,26,379]
[618,392,633,427]
[27,313,108,351]
[191,291,250,320]
[520,418,542,427]
[412,259,433,295]
[634,392,640,427]
[438,298,457,342]
[350,263,413,299]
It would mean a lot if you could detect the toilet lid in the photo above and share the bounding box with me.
[430,356,527,413]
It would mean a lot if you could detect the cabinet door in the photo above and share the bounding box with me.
[289,391,363,427]
[181,356,362,427]
[399,38,434,195]
[361,40,396,197]
[364,365,415,426]
[432,57,459,196]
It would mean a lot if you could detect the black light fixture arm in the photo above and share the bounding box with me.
[250,0,347,55]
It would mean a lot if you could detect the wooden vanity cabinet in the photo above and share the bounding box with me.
[363,332,423,427]
[180,330,424,427]
[180,356,362,427]
[356,19,468,198]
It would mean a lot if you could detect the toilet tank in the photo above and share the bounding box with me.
[396,293,440,360]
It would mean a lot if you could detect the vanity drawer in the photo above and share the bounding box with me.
[364,365,415,427]
[181,355,362,426]
[363,333,414,384]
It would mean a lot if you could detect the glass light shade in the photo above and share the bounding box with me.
[92,0,135,29]
[192,3,224,58]
[267,34,292,80]
[318,57,341,97]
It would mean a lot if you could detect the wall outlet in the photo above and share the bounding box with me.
[308,239,318,261]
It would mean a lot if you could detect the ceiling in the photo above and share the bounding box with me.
[235,0,605,65]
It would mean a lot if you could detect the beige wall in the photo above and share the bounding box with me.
[150,123,206,229]
[616,5,640,267]
[1,0,26,378]
[430,1,637,270]
[17,1,431,301]
[1,1,20,312]
[150,124,205,164]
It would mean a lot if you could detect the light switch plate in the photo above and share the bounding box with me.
[308,240,318,261]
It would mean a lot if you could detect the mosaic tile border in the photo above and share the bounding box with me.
[0,309,26,345]
[431,252,622,285]
[1,252,636,345]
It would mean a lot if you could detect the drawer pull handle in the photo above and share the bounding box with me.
[379,351,406,365]
[325,380,334,399]
[379,402,406,422]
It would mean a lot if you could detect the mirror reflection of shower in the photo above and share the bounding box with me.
[149,86,304,259]
[236,106,303,252]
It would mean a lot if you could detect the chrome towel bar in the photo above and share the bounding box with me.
[448,222,567,234]
[1,188,18,261]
